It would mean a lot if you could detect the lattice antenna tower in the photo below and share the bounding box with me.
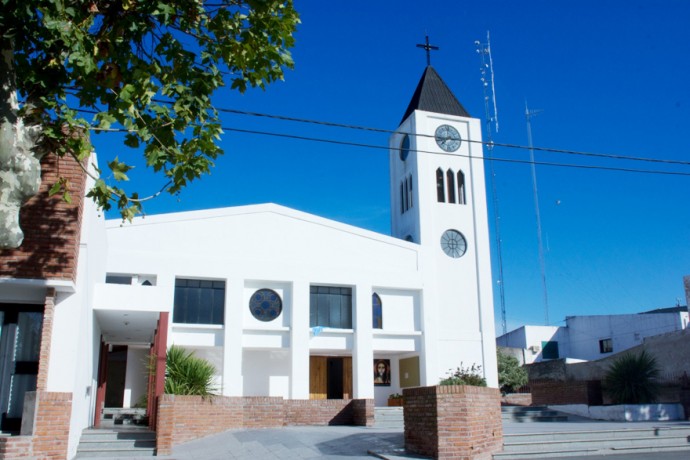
[475,31,507,335]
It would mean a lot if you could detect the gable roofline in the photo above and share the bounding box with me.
[400,65,470,125]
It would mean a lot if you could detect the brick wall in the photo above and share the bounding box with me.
[36,289,56,391]
[0,436,33,458]
[0,153,87,282]
[243,397,285,429]
[404,385,503,460]
[501,393,532,406]
[31,392,73,460]
[0,391,73,460]
[531,380,602,406]
[284,399,373,426]
[156,395,374,455]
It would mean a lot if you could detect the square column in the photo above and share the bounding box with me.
[290,280,310,399]
[222,279,243,396]
[353,284,373,399]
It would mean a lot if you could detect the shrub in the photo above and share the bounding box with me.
[440,363,487,387]
[164,345,217,396]
[497,350,528,394]
[604,350,660,404]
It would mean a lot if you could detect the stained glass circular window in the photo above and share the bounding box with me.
[249,289,283,322]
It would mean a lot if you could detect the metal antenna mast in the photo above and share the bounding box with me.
[525,103,550,326]
[475,32,507,335]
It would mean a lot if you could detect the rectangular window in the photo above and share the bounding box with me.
[310,286,352,329]
[105,274,133,285]
[541,341,559,360]
[599,338,613,353]
[173,278,225,325]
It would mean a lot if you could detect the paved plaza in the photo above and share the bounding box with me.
[148,419,690,460]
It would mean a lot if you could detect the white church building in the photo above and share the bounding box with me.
[0,65,498,456]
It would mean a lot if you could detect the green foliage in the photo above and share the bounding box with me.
[388,393,403,399]
[497,350,528,395]
[439,363,487,387]
[604,350,660,404]
[164,345,217,396]
[1,0,299,219]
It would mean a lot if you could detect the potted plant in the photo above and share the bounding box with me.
[388,393,403,406]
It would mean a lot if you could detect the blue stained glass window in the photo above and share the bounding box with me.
[249,289,283,322]
[372,293,383,329]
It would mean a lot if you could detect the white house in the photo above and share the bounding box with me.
[0,65,498,458]
[497,306,689,364]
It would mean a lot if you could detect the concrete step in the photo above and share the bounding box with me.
[375,407,404,429]
[495,426,690,459]
[75,428,156,459]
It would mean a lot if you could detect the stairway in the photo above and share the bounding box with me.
[75,427,156,458]
[375,406,404,429]
[501,405,569,423]
[75,408,155,458]
[495,424,690,459]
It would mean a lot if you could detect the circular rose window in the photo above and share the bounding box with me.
[249,289,282,322]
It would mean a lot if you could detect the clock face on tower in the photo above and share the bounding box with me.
[440,229,467,258]
[435,124,461,152]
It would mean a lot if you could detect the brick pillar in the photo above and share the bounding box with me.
[404,385,503,460]
[31,391,73,460]
[36,288,56,391]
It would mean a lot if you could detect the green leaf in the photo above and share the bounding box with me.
[48,182,61,196]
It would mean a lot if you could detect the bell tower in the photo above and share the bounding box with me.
[389,65,498,386]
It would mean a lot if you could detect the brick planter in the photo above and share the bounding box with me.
[156,395,374,455]
[403,385,503,460]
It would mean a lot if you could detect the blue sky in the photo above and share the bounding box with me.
[91,1,690,334]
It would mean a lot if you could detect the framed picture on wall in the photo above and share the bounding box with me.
[374,359,391,386]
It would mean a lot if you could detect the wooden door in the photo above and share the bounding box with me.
[342,357,352,399]
[309,356,327,399]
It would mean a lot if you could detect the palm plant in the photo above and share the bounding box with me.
[164,345,217,396]
[604,350,660,404]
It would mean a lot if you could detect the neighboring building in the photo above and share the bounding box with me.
[0,64,498,458]
[497,306,689,364]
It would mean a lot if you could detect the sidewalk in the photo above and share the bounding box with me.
[156,419,690,460]
[165,425,405,460]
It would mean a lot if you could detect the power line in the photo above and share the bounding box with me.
[210,106,690,167]
[87,124,690,177]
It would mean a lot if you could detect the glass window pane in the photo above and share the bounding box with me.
[173,279,225,325]
[310,292,318,327]
[318,293,329,327]
[15,313,43,362]
[329,294,341,328]
[342,294,352,329]
[7,374,36,418]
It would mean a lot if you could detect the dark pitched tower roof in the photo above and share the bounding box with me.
[400,65,471,125]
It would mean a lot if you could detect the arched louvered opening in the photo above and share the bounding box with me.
[436,168,445,202]
[457,171,466,205]
[446,169,456,204]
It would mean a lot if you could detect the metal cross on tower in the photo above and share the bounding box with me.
[416,35,439,66]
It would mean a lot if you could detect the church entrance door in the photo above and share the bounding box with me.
[309,356,352,399]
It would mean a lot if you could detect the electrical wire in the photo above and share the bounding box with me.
[87,124,690,177]
[77,103,690,169]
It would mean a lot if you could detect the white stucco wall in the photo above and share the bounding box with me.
[566,313,687,361]
[104,204,430,399]
[123,346,148,408]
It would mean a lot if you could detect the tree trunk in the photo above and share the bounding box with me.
[0,47,43,249]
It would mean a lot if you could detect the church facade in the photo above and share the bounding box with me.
[0,65,497,457]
